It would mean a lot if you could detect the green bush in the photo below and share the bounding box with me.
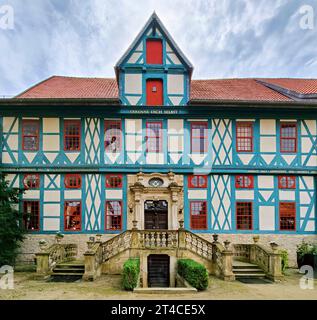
[279,249,288,273]
[177,259,208,290]
[122,258,140,290]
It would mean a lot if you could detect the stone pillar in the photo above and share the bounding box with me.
[141,254,148,288]
[83,251,96,281]
[268,253,283,282]
[222,250,235,281]
[35,252,50,275]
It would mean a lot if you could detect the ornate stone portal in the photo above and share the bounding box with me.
[128,172,183,230]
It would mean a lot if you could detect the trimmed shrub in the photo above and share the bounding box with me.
[177,259,208,290]
[122,258,140,290]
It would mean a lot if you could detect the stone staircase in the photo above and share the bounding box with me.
[49,260,85,282]
[233,260,266,279]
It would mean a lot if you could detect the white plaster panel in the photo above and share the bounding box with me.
[279,190,295,201]
[6,174,19,188]
[127,52,142,64]
[64,190,82,199]
[301,137,313,153]
[300,176,314,189]
[260,119,276,135]
[235,190,254,200]
[2,152,13,164]
[146,153,164,164]
[43,135,60,151]
[257,175,274,189]
[300,192,312,204]
[168,119,184,134]
[167,53,181,65]
[125,74,142,94]
[302,120,317,135]
[105,190,123,199]
[7,135,18,149]
[23,190,40,199]
[43,218,60,231]
[44,191,60,202]
[167,74,184,94]
[125,119,142,134]
[188,190,207,199]
[43,204,60,217]
[259,206,275,230]
[168,136,183,152]
[260,137,276,152]
[3,117,18,132]
[305,220,315,232]
[43,118,60,133]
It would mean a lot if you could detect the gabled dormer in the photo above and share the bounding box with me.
[115,12,193,106]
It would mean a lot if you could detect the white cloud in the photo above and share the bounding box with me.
[0,0,317,96]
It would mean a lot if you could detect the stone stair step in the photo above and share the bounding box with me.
[232,265,260,269]
[234,273,266,278]
[52,268,84,274]
[50,272,84,276]
[233,268,263,273]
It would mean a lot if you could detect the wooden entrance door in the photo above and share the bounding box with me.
[144,200,168,229]
[148,254,170,287]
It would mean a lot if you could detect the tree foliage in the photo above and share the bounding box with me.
[0,173,25,266]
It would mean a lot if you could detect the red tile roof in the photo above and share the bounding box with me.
[16,76,118,99]
[190,79,291,101]
[16,75,317,102]
[259,78,317,95]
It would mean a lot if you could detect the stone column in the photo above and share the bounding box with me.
[222,250,235,281]
[268,253,283,281]
[83,251,96,281]
[35,252,50,275]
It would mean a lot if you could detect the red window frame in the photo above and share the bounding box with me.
[278,176,296,189]
[22,120,40,151]
[235,175,254,189]
[23,201,40,231]
[236,122,253,152]
[280,122,297,153]
[104,120,122,152]
[190,201,207,230]
[146,39,163,65]
[188,175,208,188]
[64,201,82,231]
[236,202,253,230]
[23,174,40,189]
[190,122,208,154]
[279,202,296,231]
[146,121,163,153]
[106,174,123,188]
[64,174,82,189]
[105,200,122,231]
[64,120,81,151]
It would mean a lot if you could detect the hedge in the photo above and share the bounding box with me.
[122,258,140,290]
[177,259,208,290]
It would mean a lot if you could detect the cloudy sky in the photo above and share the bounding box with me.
[0,0,317,96]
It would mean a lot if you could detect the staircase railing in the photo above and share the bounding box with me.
[35,242,78,276]
[82,229,235,281]
[233,240,283,281]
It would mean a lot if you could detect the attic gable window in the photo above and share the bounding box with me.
[146,39,163,65]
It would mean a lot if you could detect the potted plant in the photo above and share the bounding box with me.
[55,232,64,243]
[296,240,313,268]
